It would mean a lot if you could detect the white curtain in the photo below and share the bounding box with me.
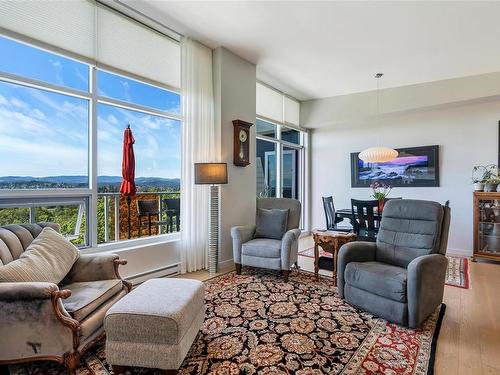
[180,37,219,273]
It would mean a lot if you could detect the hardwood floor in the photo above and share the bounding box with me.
[179,235,500,375]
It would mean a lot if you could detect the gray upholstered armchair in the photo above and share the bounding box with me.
[337,199,450,328]
[0,223,130,374]
[231,198,301,281]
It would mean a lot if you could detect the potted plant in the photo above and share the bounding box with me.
[484,164,500,192]
[472,165,487,191]
[485,177,500,192]
[371,182,392,212]
[258,185,272,198]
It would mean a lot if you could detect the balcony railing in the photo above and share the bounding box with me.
[97,191,180,244]
[0,191,180,248]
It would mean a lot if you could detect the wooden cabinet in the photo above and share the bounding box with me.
[473,192,500,262]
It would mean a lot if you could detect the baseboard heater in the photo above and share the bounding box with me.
[125,262,180,286]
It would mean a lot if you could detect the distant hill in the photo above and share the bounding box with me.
[0,175,88,184]
[0,176,180,190]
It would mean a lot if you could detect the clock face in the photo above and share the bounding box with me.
[239,129,248,143]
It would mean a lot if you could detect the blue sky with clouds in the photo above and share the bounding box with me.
[0,36,181,181]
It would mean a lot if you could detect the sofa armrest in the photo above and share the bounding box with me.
[65,253,127,283]
[0,282,59,301]
[281,228,302,269]
[407,254,448,328]
[337,241,377,298]
[230,224,256,264]
[0,283,80,360]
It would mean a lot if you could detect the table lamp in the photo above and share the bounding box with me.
[194,163,228,274]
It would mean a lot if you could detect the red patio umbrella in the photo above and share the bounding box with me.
[120,124,136,239]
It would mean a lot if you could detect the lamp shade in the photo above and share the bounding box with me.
[359,147,398,163]
[194,163,228,184]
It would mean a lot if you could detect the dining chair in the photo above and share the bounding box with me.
[137,199,170,236]
[350,199,381,242]
[162,198,180,232]
[322,196,352,232]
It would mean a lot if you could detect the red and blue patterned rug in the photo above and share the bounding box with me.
[7,269,445,375]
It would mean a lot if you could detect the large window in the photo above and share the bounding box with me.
[256,138,277,197]
[96,91,181,244]
[0,39,90,189]
[0,29,181,247]
[256,83,307,228]
[256,120,305,202]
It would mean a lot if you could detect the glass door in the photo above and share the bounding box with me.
[477,198,500,255]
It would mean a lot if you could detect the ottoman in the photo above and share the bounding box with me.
[104,278,205,374]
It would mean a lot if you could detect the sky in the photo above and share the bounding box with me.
[0,36,181,181]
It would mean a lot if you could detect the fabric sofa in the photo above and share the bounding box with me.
[0,223,130,374]
[231,198,301,281]
[337,199,450,328]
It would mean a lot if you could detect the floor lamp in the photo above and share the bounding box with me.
[194,163,228,274]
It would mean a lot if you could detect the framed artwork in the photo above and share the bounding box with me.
[351,145,440,187]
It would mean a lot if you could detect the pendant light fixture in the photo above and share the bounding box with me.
[358,73,398,163]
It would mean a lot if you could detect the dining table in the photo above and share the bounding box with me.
[335,208,381,225]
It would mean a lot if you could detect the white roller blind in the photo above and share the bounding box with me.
[256,82,283,123]
[97,5,180,88]
[0,0,95,60]
[0,0,181,89]
[284,96,300,126]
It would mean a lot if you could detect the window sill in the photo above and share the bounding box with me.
[82,232,180,255]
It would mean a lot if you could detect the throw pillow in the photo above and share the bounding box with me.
[0,227,80,284]
[255,208,289,240]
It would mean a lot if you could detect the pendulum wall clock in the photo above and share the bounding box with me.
[232,119,253,166]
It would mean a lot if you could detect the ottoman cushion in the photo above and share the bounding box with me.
[105,278,205,370]
[105,278,205,345]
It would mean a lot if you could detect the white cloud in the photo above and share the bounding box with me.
[28,89,87,122]
[107,114,118,125]
[60,101,87,120]
[49,59,66,86]
[75,68,88,86]
[141,115,161,130]
[121,80,132,101]
[10,97,28,109]
[0,106,50,135]
[0,94,7,106]
[32,108,46,120]
[50,59,62,68]
[0,134,87,176]
[98,116,121,136]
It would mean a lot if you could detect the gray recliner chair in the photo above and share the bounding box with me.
[337,199,450,328]
[231,198,301,281]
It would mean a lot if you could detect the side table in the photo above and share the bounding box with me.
[312,229,357,285]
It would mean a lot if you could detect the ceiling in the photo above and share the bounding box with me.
[123,1,500,101]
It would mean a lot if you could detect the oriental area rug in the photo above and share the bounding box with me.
[299,247,470,289]
[7,270,445,375]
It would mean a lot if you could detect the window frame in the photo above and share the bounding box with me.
[0,195,90,247]
[256,117,307,229]
[0,34,183,249]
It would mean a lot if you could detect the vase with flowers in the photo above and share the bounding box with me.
[371,181,392,213]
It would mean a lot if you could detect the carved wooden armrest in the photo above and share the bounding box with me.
[113,258,132,292]
[114,259,127,266]
[51,290,81,350]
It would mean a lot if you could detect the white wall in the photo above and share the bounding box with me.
[308,100,500,255]
[112,239,181,281]
[213,47,257,264]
